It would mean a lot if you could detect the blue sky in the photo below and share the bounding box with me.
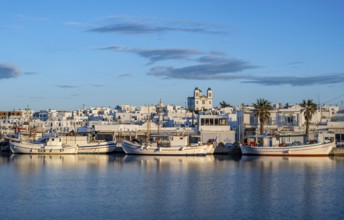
[1,0,344,110]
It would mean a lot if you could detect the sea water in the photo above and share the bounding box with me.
[1,154,344,220]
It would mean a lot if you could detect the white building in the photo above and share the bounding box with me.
[187,87,213,111]
[120,105,137,112]
[197,114,235,146]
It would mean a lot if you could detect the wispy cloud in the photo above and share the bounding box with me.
[87,16,226,35]
[242,73,344,86]
[117,73,132,79]
[0,63,21,79]
[287,61,304,66]
[94,39,341,87]
[28,96,47,101]
[24,71,37,75]
[98,45,258,80]
[197,54,233,64]
[148,65,344,86]
[56,85,82,88]
[25,94,80,101]
[97,46,203,64]
[89,24,223,35]
[0,25,23,30]
[15,14,49,22]
[64,22,86,27]
[147,58,258,80]
[92,84,107,87]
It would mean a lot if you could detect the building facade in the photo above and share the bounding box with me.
[0,111,22,119]
[187,87,213,111]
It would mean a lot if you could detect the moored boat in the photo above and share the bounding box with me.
[121,101,214,156]
[121,135,213,156]
[10,136,78,154]
[240,134,335,156]
[77,141,116,154]
[240,142,334,156]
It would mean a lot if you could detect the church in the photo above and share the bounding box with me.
[187,87,213,111]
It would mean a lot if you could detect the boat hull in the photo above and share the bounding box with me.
[77,142,116,154]
[121,141,211,156]
[240,142,334,156]
[10,142,78,154]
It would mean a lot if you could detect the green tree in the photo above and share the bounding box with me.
[219,101,232,108]
[300,99,317,142]
[253,98,273,135]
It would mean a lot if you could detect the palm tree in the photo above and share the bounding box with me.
[219,101,232,108]
[253,98,273,135]
[300,99,317,142]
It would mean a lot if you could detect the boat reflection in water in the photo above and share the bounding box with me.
[240,155,335,169]
[2,153,344,220]
[122,154,239,164]
[122,155,212,167]
[7,154,125,173]
[120,154,242,175]
[4,153,340,170]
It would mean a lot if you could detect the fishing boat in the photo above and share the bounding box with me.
[121,135,213,156]
[240,134,335,156]
[121,102,213,156]
[46,135,117,154]
[10,136,78,154]
[77,141,116,154]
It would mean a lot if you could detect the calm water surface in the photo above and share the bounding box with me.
[1,153,344,220]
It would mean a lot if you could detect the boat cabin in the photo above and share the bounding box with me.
[40,137,63,146]
[151,134,189,147]
[247,132,335,147]
[169,135,189,147]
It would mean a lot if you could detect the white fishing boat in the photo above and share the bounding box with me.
[77,141,116,154]
[121,100,214,156]
[240,142,334,156]
[240,134,335,156]
[121,102,213,156]
[10,136,78,154]
[122,135,213,156]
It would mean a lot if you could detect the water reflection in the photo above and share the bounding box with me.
[1,153,241,167]
[235,156,344,220]
[1,153,342,170]
[1,154,126,173]
[122,155,214,164]
[240,155,335,169]
[1,153,344,219]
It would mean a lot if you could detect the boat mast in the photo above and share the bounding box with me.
[145,105,150,146]
[156,99,163,146]
[157,99,162,136]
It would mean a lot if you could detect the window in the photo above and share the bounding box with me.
[209,101,211,104]
[210,118,214,125]
[205,118,210,125]
[202,100,205,104]
[201,118,205,125]
[219,119,227,125]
